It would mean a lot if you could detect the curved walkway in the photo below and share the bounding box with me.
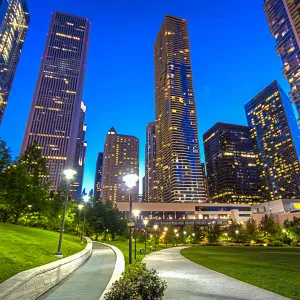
[39,243,116,300]
[144,247,289,300]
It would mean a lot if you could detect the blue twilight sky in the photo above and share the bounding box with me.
[0,0,290,193]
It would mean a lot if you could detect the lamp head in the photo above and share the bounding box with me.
[143,219,149,225]
[78,204,84,210]
[123,174,139,188]
[192,233,195,237]
[153,225,158,230]
[63,169,77,180]
[133,209,140,217]
[83,195,89,203]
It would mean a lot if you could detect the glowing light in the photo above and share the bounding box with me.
[63,169,77,180]
[123,174,139,188]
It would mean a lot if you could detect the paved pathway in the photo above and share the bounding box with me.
[144,247,289,300]
[39,243,115,300]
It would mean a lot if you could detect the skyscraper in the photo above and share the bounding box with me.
[21,12,90,189]
[70,101,87,200]
[94,152,103,201]
[0,0,29,124]
[264,0,300,121]
[203,122,264,203]
[102,127,139,203]
[154,15,206,203]
[145,121,158,202]
[245,81,300,200]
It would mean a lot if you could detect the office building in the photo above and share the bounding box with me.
[203,122,263,203]
[264,0,300,121]
[245,81,300,200]
[154,15,206,203]
[145,121,158,202]
[0,0,29,124]
[94,152,103,201]
[70,101,87,200]
[21,12,90,189]
[101,127,139,203]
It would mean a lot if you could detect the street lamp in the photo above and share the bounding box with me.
[55,168,76,257]
[192,233,195,245]
[80,195,89,243]
[183,231,187,244]
[133,209,140,260]
[176,233,179,246]
[123,174,139,265]
[235,230,239,235]
[153,224,159,249]
[143,219,149,254]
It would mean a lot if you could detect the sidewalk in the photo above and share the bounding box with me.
[144,247,289,300]
[39,243,116,300]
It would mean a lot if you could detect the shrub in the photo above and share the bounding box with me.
[104,262,167,300]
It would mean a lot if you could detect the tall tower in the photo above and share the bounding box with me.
[102,127,139,203]
[70,101,87,200]
[154,15,206,203]
[21,12,90,189]
[245,81,300,200]
[264,0,300,122]
[0,0,29,124]
[145,121,158,202]
[203,122,264,203]
[94,152,103,201]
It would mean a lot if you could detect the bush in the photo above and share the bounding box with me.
[104,262,167,300]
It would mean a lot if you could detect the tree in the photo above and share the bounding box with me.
[0,138,11,173]
[259,214,282,241]
[245,218,260,242]
[284,217,300,242]
[228,222,246,242]
[207,225,221,243]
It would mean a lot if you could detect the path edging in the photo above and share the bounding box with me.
[0,236,92,300]
[99,242,125,300]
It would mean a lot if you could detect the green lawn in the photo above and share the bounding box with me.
[181,246,300,300]
[105,240,165,266]
[0,222,86,283]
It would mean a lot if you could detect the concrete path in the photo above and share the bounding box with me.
[39,243,116,300]
[144,247,289,300]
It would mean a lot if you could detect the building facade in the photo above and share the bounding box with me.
[70,101,87,200]
[145,121,158,202]
[264,0,300,122]
[154,15,206,203]
[245,81,300,201]
[203,122,263,204]
[101,127,139,203]
[0,0,29,124]
[21,12,90,189]
[94,152,103,201]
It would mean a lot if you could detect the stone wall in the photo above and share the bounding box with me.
[0,237,92,300]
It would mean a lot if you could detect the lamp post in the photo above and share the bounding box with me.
[78,204,84,234]
[80,195,89,243]
[55,168,76,257]
[123,174,139,265]
[174,229,178,245]
[153,224,158,249]
[164,227,168,247]
[282,228,286,245]
[183,231,187,244]
[143,219,149,254]
[133,209,140,260]
[176,233,179,246]
[192,232,195,245]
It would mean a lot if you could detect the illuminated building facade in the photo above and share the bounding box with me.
[102,127,139,203]
[21,12,90,189]
[70,101,87,200]
[94,152,103,201]
[203,122,263,203]
[145,121,158,202]
[154,15,206,203]
[264,0,300,122]
[245,81,300,200]
[0,0,29,124]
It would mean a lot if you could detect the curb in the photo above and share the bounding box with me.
[0,237,92,300]
[99,242,125,300]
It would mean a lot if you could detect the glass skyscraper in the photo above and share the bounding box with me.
[0,0,29,124]
[154,15,206,203]
[203,122,264,204]
[21,12,90,189]
[245,81,300,201]
[94,152,103,201]
[70,101,87,200]
[264,0,300,122]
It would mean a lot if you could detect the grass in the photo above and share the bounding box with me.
[0,222,86,283]
[181,246,300,300]
[105,240,165,266]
